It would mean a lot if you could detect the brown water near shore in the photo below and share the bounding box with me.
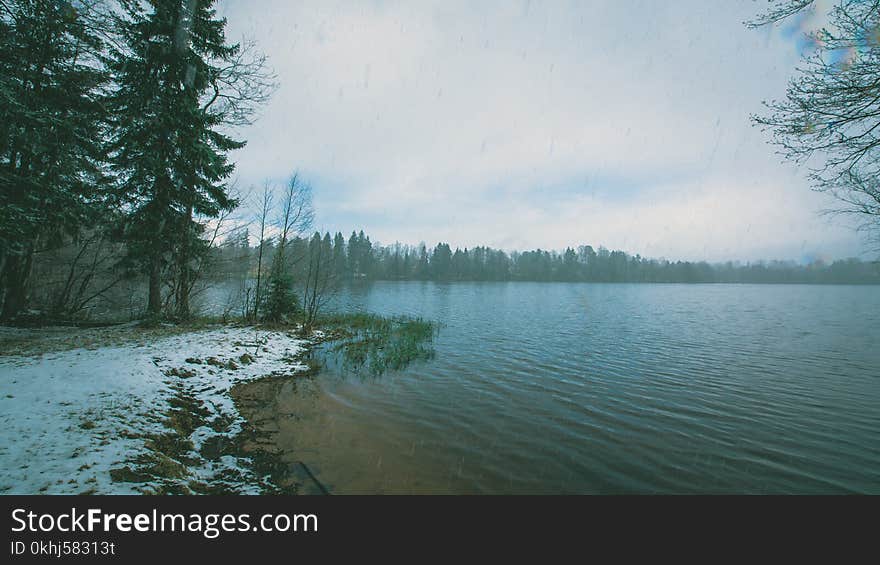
[231,373,473,494]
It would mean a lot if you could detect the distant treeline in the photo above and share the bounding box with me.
[214,229,880,285]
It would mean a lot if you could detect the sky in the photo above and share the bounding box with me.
[216,0,869,263]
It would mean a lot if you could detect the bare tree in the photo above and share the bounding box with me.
[250,181,273,321]
[302,232,337,332]
[261,172,314,322]
[750,0,880,246]
[49,232,127,317]
[19,229,130,320]
[275,172,315,271]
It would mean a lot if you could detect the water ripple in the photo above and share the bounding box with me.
[296,283,880,493]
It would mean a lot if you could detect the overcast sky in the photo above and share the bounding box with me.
[217,0,868,263]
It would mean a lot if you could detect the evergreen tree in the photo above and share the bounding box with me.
[415,243,429,279]
[347,230,359,277]
[451,247,468,280]
[261,263,298,323]
[561,247,578,281]
[0,0,109,320]
[106,0,267,318]
[332,231,346,278]
[360,231,373,277]
[431,243,452,279]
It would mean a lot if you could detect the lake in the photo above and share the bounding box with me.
[252,282,880,493]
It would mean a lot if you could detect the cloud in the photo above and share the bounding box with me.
[218,0,869,262]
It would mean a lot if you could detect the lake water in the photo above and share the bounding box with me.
[260,282,880,493]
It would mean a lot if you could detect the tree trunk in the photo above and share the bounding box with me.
[147,182,169,317]
[176,270,190,318]
[147,251,162,315]
[176,206,193,320]
[0,248,7,287]
[253,240,264,320]
[1,250,33,322]
[176,263,190,319]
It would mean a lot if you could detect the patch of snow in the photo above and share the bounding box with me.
[0,327,308,494]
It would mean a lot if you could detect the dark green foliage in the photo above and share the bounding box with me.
[0,1,272,323]
[217,229,879,285]
[430,243,452,280]
[346,229,374,278]
[0,0,110,320]
[106,0,245,317]
[208,223,880,286]
[261,269,299,323]
[332,231,346,278]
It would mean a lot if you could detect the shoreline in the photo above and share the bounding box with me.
[0,323,320,494]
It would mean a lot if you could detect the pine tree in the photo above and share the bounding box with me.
[415,243,429,279]
[360,231,373,277]
[106,0,268,318]
[347,230,359,277]
[431,243,452,279]
[332,231,346,279]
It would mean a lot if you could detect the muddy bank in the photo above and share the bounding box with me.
[230,366,332,495]
[228,316,445,494]
[103,329,322,494]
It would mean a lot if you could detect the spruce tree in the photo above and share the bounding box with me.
[332,231,346,279]
[0,0,110,321]
[106,0,264,318]
[347,230,359,277]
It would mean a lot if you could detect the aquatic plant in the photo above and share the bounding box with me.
[318,313,438,377]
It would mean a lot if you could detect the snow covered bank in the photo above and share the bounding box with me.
[0,326,310,494]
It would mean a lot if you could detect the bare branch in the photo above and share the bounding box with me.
[751,0,880,239]
[201,38,278,127]
[746,0,816,28]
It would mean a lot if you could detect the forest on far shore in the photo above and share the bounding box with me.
[208,229,880,285]
[18,220,880,326]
